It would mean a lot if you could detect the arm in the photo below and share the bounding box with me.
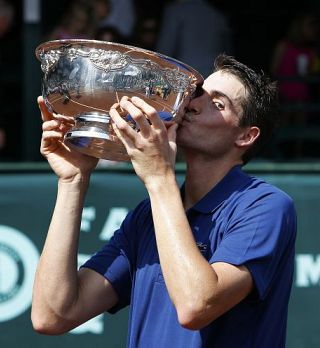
[109,97,253,330]
[31,97,118,334]
[147,180,253,330]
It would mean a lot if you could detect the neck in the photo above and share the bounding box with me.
[183,154,242,210]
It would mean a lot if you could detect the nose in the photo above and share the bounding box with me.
[186,85,205,113]
[187,92,204,114]
[193,85,204,99]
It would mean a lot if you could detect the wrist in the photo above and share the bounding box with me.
[58,174,90,191]
[145,172,178,195]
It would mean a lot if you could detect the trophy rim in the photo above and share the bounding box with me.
[35,39,204,85]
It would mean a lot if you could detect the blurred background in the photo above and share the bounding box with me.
[1,0,320,347]
[1,0,320,162]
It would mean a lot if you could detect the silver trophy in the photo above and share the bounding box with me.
[35,39,204,161]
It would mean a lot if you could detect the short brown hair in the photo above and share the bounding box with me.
[214,54,279,164]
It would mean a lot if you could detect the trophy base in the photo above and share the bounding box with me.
[64,112,130,162]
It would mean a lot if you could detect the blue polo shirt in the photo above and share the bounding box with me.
[82,165,296,347]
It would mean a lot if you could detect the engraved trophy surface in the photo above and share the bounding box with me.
[35,39,204,161]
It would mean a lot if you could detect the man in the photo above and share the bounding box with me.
[32,55,296,347]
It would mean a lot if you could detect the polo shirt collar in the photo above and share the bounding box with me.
[185,165,251,214]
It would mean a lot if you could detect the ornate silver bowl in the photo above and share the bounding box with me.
[35,39,204,161]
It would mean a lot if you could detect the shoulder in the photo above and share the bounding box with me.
[218,176,296,258]
[233,175,296,216]
[255,177,294,205]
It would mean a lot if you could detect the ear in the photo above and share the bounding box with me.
[235,126,260,148]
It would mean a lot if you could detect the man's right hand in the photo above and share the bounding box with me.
[38,96,98,182]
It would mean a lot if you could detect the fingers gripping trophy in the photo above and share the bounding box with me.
[35,39,204,161]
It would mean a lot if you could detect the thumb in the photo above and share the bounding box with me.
[167,124,178,165]
[167,123,178,143]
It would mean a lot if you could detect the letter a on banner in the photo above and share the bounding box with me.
[99,207,129,241]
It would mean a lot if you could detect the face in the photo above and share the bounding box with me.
[177,70,247,159]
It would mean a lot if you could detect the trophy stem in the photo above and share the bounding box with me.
[64,112,130,161]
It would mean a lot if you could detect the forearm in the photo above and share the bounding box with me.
[147,176,218,324]
[32,177,90,323]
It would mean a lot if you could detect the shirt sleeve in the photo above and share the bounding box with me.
[209,189,297,301]
[81,206,139,313]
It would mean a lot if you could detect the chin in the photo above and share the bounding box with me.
[176,137,192,150]
[176,126,192,145]
[175,131,185,147]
